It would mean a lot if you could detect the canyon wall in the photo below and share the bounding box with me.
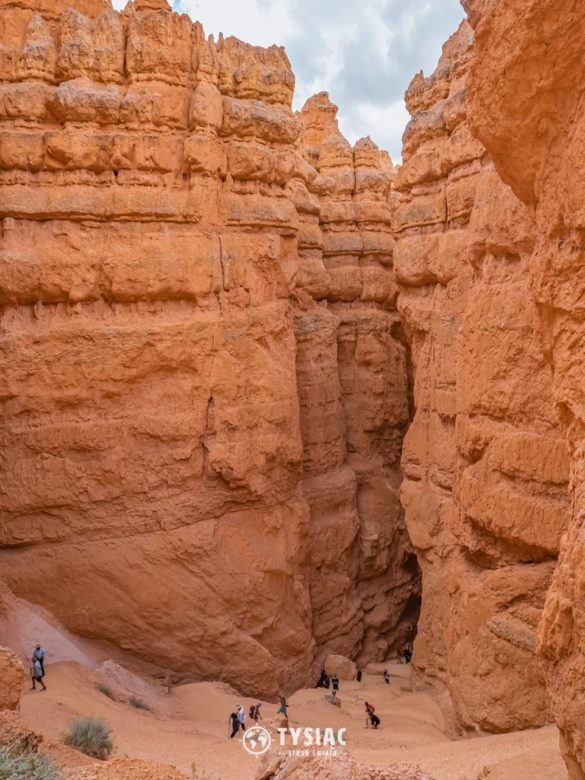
[394,21,570,732]
[0,0,416,694]
[463,0,585,773]
[296,93,419,663]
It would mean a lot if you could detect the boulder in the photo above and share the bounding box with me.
[323,654,356,681]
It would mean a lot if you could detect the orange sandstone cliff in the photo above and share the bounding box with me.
[1,0,582,769]
[394,21,570,732]
[463,0,585,773]
[0,0,417,695]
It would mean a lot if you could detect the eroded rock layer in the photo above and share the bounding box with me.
[394,22,570,732]
[296,93,419,664]
[0,0,417,694]
[463,0,585,773]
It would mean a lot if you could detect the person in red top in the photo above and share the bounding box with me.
[365,702,380,729]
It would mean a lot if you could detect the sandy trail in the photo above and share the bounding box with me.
[17,659,567,779]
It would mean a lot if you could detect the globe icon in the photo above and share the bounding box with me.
[242,726,272,755]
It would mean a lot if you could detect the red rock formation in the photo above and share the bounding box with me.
[394,22,569,732]
[0,646,25,711]
[295,93,420,664]
[0,0,312,697]
[0,0,416,694]
[464,0,585,773]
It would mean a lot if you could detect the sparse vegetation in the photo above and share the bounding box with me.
[128,695,152,712]
[94,682,116,701]
[64,717,114,760]
[0,745,63,780]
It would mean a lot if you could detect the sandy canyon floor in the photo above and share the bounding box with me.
[0,594,567,779]
[13,660,566,780]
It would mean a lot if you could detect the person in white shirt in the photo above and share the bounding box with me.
[236,703,246,731]
[32,644,45,676]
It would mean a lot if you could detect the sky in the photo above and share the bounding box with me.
[113,0,465,161]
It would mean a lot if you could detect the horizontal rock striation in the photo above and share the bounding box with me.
[393,21,569,732]
[296,93,419,665]
[464,0,585,773]
[0,0,417,694]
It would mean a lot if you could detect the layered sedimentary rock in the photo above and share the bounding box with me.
[0,0,312,696]
[394,22,570,732]
[0,0,416,693]
[295,93,419,664]
[463,0,585,773]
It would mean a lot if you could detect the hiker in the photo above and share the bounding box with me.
[30,657,46,691]
[316,669,329,689]
[277,695,288,718]
[228,710,240,739]
[356,667,362,683]
[249,703,263,722]
[383,668,390,684]
[404,643,413,664]
[330,675,339,700]
[236,703,246,731]
[32,644,45,676]
[365,702,380,729]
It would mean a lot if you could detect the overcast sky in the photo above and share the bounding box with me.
[113,0,465,161]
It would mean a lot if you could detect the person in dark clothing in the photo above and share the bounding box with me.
[404,644,413,664]
[365,702,379,728]
[330,675,339,700]
[383,669,390,684]
[229,711,240,739]
[356,667,362,682]
[30,658,46,691]
[316,669,330,689]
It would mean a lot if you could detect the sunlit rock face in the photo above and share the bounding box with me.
[0,0,417,695]
[463,1,585,774]
[393,21,569,733]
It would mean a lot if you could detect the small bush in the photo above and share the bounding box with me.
[128,696,151,712]
[94,682,116,701]
[0,745,63,780]
[64,717,113,760]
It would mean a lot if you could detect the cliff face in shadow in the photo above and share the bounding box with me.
[393,21,569,732]
[464,0,585,773]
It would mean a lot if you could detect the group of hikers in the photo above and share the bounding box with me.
[229,696,288,738]
[30,644,46,691]
[229,646,415,737]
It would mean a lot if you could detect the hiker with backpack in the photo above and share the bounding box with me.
[249,703,263,723]
[365,701,380,729]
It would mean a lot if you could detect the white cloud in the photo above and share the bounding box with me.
[112,0,465,160]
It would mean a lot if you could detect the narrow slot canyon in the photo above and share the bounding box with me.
[0,1,583,778]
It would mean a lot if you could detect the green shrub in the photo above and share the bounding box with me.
[94,682,116,701]
[128,696,151,712]
[0,745,63,780]
[64,717,113,760]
